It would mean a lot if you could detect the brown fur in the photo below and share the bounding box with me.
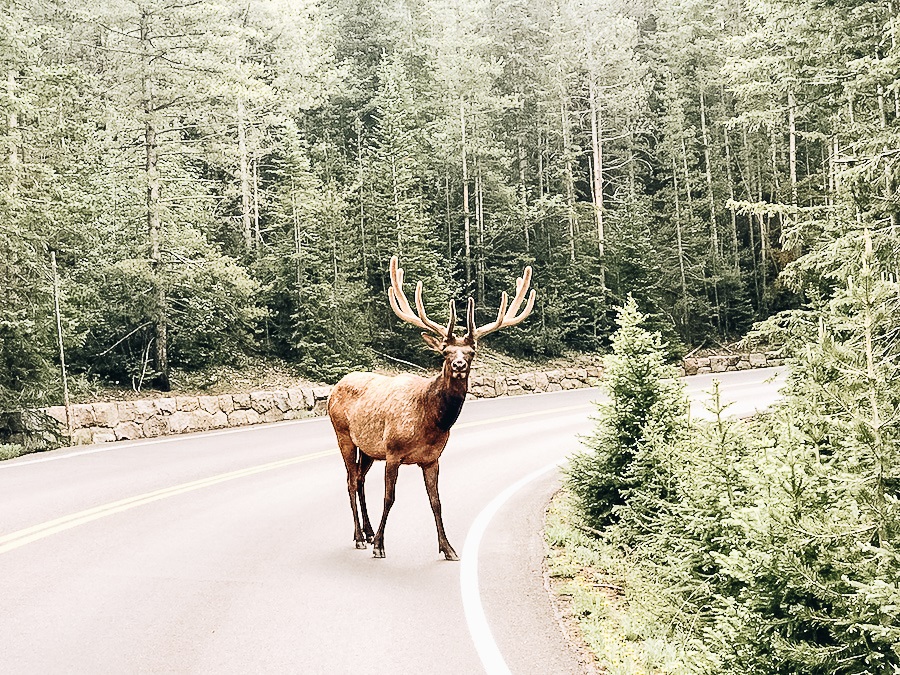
[328,340,473,560]
[328,256,534,560]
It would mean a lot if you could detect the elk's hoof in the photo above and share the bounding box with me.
[355,541,367,549]
[372,547,385,558]
[443,549,459,561]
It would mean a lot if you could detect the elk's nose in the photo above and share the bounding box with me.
[451,357,467,371]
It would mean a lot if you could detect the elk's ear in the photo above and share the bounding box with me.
[421,333,443,352]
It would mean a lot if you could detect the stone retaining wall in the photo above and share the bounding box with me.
[36,387,332,446]
[10,353,782,447]
[682,352,784,375]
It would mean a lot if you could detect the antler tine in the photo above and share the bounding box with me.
[387,256,449,338]
[472,266,536,340]
[414,281,450,336]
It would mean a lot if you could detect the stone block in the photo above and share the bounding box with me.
[250,392,274,413]
[683,359,698,376]
[228,409,249,426]
[91,428,116,444]
[736,360,751,370]
[176,396,200,412]
[561,378,579,390]
[507,385,526,397]
[749,353,767,368]
[44,406,69,427]
[697,367,712,374]
[286,389,307,410]
[534,372,549,391]
[546,383,562,392]
[211,411,228,429]
[232,393,251,409]
[494,378,508,397]
[114,421,144,441]
[768,358,785,367]
[198,396,220,414]
[245,409,262,425]
[72,404,95,427]
[218,395,235,413]
[519,373,536,390]
[302,389,316,409]
[263,408,284,423]
[710,356,728,373]
[272,391,291,413]
[545,370,562,384]
[696,357,711,368]
[167,411,197,434]
[116,401,137,422]
[312,387,331,402]
[156,398,176,415]
[143,417,168,438]
[92,402,118,428]
[71,428,94,445]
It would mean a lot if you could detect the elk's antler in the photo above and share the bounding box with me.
[469,265,536,341]
[388,256,456,338]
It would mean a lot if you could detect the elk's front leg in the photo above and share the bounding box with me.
[372,457,401,558]
[357,452,376,543]
[337,438,367,549]
[422,460,458,561]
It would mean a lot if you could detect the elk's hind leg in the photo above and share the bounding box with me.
[357,452,376,543]
[336,433,367,549]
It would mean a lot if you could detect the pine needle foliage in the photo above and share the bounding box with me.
[567,296,688,531]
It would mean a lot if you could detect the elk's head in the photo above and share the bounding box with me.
[387,256,536,381]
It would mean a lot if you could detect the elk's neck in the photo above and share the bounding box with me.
[428,367,469,432]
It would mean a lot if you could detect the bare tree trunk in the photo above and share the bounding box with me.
[237,96,253,251]
[7,69,18,198]
[141,10,170,391]
[460,99,472,291]
[356,119,368,279]
[672,155,690,342]
[475,162,485,303]
[699,91,722,331]
[252,154,261,246]
[518,133,529,250]
[444,172,452,261]
[51,251,73,440]
[589,79,606,291]
[561,97,576,262]
[723,125,740,272]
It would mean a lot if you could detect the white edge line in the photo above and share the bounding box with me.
[460,460,563,675]
[0,415,329,468]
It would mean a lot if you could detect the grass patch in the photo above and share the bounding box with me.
[544,489,701,675]
[0,443,31,461]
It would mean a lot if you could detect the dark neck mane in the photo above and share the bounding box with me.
[428,367,468,432]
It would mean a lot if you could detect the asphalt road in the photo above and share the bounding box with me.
[0,367,786,674]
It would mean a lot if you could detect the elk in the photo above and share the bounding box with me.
[327,256,535,560]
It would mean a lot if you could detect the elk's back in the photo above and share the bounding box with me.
[327,371,445,459]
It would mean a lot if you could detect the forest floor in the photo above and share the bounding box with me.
[66,349,605,404]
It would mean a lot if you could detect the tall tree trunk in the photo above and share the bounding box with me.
[7,69,18,197]
[723,125,740,272]
[672,155,690,342]
[237,96,253,251]
[589,79,606,291]
[475,162,485,303]
[699,91,721,332]
[141,11,170,391]
[356,119,368,279]
[252,154,261,246]
[518,133,529,250]
[460,99,472,291]
[561,97,576,262]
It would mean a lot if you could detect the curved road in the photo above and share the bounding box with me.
[0,368,785,674]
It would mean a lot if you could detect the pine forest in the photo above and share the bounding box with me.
[4,0,897,402]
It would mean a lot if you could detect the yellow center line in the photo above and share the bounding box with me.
[0,403,597,555]
[0,450,334,555]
